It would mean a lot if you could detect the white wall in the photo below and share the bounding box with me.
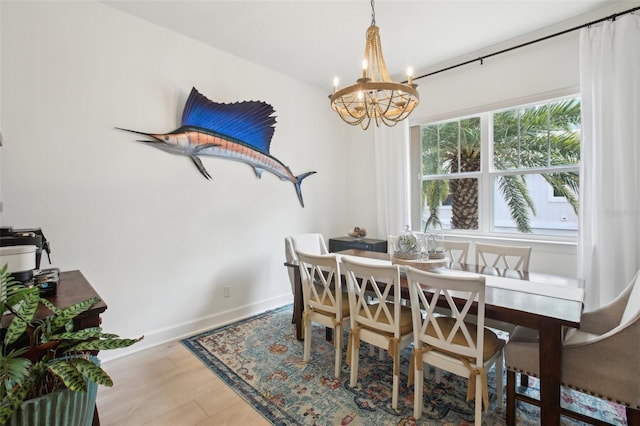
[0,1,373,360]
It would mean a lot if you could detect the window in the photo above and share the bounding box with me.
[418,97,580,238]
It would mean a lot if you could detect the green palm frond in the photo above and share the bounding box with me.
[0,352,32,393]
[544,172,579,213]
[498,175,535,232]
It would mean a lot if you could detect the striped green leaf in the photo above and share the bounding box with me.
[47,297,100,332]
[49,327,103,341]
[71,336,143,352]
[4,290,40,346]
[47,360,87,393]
[73,359,112,386]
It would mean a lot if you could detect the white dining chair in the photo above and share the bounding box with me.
[405,266,505,424]
[474,241,532,385]
[284,233,328,295]
[443,240,471,264]
[342,256,413,410]
[296,250,348,378]
[475,242,531,272]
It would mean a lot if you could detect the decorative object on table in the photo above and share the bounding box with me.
[423,212,446,259]
[391,255,449,272]
[347,226,367,238]
[393,225,421,260]
[329,0,419,130]
[33,268,59,297]
[181,305,625,425]
[0,264,143,425]
[117,87,316,207]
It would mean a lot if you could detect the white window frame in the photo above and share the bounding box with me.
[413,94,580,243]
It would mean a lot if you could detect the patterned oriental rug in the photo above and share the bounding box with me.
[181,305,626,426]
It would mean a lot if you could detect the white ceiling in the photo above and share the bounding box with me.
[102,0,639,91]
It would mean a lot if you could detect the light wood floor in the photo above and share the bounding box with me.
[96,341,270,426]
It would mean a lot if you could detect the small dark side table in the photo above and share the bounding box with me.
[328,236,387,253]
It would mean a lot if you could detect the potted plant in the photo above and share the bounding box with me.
[0,264,142,425]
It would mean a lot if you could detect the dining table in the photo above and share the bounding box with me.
[284,249,585,426]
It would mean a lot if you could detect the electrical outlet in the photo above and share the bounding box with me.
[224,286,231,298]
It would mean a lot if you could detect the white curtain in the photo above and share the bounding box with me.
[578,12,640,310]
[374,122,411,240]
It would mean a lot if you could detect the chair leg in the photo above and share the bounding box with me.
[475,371,483,426]
[391,346,400,410]
[349,338,359,388]
[495,355,504,409]
[333,325,342,378]
[303,318,312,362]
[506,370,516,426]
[627,406,640,426]
[392,370,399,410]
[413,362,424,419]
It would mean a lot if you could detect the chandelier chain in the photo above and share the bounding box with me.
[370,0,376,26]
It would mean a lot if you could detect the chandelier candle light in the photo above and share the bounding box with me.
[330,0,419,130]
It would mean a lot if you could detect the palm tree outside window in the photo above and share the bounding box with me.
[419,97,580,237]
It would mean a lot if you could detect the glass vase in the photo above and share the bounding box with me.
[423,214,445,259]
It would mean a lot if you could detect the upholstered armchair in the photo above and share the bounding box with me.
[505,270,640,425]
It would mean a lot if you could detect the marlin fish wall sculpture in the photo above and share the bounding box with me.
[117,87,316,207]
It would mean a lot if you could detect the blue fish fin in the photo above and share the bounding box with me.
[293,171,317,207]
[190,156,211,180]
[182,87,276,154]
[252,167,264,178]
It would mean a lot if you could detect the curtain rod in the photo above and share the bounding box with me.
[413,5,640,81]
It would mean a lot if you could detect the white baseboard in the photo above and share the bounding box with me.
[100,294,292,363]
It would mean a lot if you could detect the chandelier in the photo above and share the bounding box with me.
[330,0,419,130]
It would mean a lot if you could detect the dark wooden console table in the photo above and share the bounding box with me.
[328,236,387,253]
[46,270,107,329]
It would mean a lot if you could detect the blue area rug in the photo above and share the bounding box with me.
[181,305,626,425]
